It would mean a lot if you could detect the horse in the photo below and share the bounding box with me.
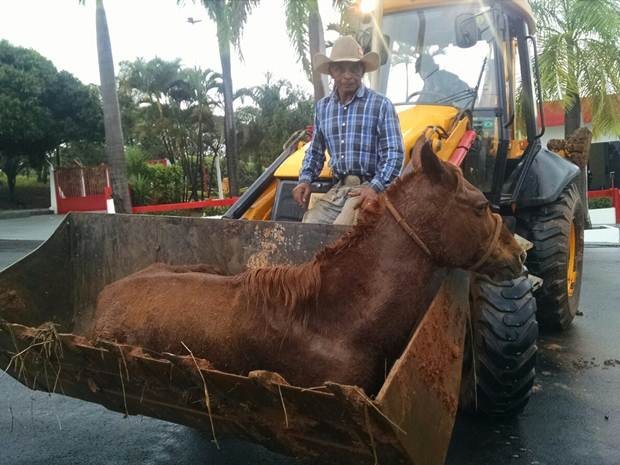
[89,143,524,395]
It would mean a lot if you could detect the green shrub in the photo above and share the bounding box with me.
[201,206,229,217]
[148,164,184,204]
[129,173,150,206]
[128,163,185,206]
[588,197,613,209]
[125,146,150,178]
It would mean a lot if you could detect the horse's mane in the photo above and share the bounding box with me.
[238,173,418,321]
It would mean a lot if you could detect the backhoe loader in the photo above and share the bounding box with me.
[225,0,585,417]
[0,1,585,464]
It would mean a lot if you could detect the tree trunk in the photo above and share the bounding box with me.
[564,40,581,138]
[197,114,205,201]
[308,6,328,101]
[2,156,20,203]
[216,20,239,196]
[7,174,16,202]
[564,93,581,138]
[96,0,132,213]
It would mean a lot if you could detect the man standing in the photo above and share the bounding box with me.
[292,36,404,225]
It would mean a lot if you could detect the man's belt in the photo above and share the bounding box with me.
[333,174,372,186]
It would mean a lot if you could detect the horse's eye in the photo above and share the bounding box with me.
[475,201,489,213]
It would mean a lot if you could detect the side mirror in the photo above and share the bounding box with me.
[455,14,481,48]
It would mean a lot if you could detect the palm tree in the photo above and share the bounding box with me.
[118,58,184,164]
[531,0,620,138]
[80,0,132,213]
[180,0,259,196]
[170,67,224,200]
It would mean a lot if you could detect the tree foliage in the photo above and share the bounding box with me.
[531,0,620,137]
[119,60,314,195]
[236,74,314,186]
[119,57,228,200]
[0,40,103,199]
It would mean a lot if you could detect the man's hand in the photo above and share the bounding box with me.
[292,182,311,208]
[349,186,379,210]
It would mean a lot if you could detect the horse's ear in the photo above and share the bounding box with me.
[418,141,446,182]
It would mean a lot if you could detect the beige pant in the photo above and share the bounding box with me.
[302,178,369,225]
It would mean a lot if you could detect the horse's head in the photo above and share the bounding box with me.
[392,142,524,280]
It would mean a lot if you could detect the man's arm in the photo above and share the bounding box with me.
[298,109,326,185]
[369,99,404,193]
[294,108,326,207]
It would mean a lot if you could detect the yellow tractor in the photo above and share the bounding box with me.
[0,1,585,465]
[225,0,586,414]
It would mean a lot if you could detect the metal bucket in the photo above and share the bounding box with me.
[0,213,469,465]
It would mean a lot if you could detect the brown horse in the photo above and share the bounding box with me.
[90,144,524,395]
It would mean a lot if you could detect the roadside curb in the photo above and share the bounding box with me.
[0,209,52,220]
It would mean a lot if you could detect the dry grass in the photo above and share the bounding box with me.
[2,322,63,393]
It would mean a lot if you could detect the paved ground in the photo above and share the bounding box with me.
[0,215,619,465]
[0,215,65,272]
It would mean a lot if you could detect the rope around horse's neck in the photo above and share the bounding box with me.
[383,194,503,271]
[383,195,432,257]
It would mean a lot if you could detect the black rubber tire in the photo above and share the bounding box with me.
[518,183,585,330]
[460,276,538,417]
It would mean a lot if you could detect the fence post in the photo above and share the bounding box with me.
[48,163,58,214]
[215,152,224,199]
[104,186,115,214]
[614,188,620,224]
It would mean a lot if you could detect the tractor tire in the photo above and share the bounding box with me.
[460,276,538,417]
[519,183,585,330]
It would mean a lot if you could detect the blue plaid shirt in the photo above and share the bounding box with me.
[299,85,404,193]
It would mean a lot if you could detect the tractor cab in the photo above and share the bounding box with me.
[368,0,545,207]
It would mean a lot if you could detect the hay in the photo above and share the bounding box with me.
[2,323,63,394]
[363,403,379,465]
[277,384,289,429]
[181,341,220,449]
[117,358,130,418]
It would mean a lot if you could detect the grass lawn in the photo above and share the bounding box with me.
[0,173,50,210]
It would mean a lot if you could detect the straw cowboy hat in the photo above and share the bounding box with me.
[314,36,380,74]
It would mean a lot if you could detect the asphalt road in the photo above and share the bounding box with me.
[0,217,618,465]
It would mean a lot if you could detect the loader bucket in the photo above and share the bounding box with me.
[0,213,469,465]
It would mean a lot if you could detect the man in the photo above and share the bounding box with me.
[292,35,404,225]
[415,53,471,106]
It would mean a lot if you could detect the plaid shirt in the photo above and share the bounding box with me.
[299,85,404,193]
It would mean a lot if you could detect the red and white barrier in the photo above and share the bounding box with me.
[131,198,237,214]
[588,188,620,224]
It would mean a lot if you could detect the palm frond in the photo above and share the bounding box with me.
[283,0,311,78]
[578,38,620,136]
[532,0,620,135]
[227,0,259,60]
[571,0,620,41]
[332,0,354,12]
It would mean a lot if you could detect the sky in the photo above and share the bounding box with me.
[0,0,341,93]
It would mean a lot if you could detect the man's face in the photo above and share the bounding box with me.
[329,62,364,94]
